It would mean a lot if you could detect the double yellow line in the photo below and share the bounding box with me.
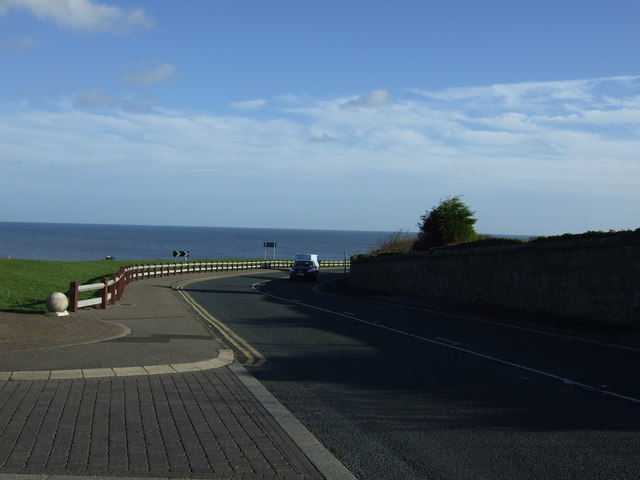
[173,277,265,366]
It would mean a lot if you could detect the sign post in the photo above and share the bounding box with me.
[263,242,277,260]
[344,249,348,279]
[173,250,189,262]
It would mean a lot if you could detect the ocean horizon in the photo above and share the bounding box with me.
[0,221,398,262]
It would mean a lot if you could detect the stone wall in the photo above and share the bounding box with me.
[349,232,640,326]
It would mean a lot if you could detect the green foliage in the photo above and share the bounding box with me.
[438,236,526,250]
[414,195,477,250]
[368,229,417,256]
[529,228,639,244]
[0,259,132,313]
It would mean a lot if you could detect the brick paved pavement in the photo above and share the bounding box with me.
[0,272,355,480]
[0,367,323,479]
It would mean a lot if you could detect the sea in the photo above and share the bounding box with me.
[0,222,396,262]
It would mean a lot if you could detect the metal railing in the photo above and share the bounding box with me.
[68,259,349,311]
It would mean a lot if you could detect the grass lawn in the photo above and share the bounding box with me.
[0,258,259,314]
[0,259,146,313]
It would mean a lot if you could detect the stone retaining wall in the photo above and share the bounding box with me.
[349,232,640,326]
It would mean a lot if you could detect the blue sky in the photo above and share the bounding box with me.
[1,0,638,235]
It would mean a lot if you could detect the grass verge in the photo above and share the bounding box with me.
[0,258,258,314]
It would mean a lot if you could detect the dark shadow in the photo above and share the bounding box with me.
[108,333,214,343]
[188,272,640,435]
[180,287,257,295]
[0,304,44,314]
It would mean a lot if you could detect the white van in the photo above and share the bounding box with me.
[289,253,320,281]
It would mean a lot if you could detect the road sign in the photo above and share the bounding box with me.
[263,242,277,260]
[173,250,189,258]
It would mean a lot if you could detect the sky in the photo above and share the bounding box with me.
[0,0,638,235]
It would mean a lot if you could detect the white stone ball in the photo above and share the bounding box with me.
[46,292,69,313]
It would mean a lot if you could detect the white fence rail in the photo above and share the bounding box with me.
[69,259,349,311]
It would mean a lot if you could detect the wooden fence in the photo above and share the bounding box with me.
[68,259,349,312]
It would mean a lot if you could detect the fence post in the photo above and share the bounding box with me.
[100,277,109,309]
[110,273,118,305]
[116,268,125,303]
[69,281,79,313]
[110,275,118,305]
[122,270,127,297]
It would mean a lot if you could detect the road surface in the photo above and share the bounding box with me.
[184,270,640,480]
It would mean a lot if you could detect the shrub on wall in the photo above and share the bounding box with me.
[434,236,526,250]
[529,228,640,244]
[414,195,477,250]
[368,229,417,256]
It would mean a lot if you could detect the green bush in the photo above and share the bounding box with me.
[414,195,477,250]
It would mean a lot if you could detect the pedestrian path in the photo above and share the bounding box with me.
[0,271,355,480]
[0,366,322,478]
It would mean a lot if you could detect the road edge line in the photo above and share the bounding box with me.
[173,276,265,365]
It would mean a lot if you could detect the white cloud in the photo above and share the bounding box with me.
[71,88,154,113]
[413,76,639,116]
[415,78,596,104]
[0,0,154,33]
[6,76,637,174]
[308,133,342,144]
[0,35,37,50]
[122,63,177,86]
[1,76,639,233]
[342,89,390,108]
[74,87,111,108]
[230,99,267,110]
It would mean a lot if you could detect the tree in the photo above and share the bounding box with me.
[413,195,477,250]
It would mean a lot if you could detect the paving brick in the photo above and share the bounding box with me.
[143,364,175,375]
[81,368,114,378]
[0,367,325,479]
[49,369,83,379]
[112,366,147,377]
[9,371,50,381]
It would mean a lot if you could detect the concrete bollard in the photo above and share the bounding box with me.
[45,292,69,317]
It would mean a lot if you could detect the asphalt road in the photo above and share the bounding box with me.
[185,270,640,480]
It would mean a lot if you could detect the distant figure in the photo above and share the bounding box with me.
[104,255,115,260]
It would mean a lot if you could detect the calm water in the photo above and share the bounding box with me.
[0,222,393,261]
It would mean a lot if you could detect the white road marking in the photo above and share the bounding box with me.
[435,337,462,346]
[252,281,640,406]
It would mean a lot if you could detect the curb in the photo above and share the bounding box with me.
[230,363,357,480]
[0,349,234,381]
